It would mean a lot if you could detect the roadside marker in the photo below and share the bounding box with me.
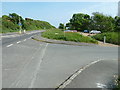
[23,39,26,41]
[6,44,13,47]
[17,41,21,44]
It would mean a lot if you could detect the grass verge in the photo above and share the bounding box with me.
[41,29,98,44]
[92,32,119,45]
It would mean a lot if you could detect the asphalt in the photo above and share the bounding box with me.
[2,30,43,46]
[63,60,118,89]
[1,31,119,89]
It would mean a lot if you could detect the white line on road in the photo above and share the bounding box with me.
[28,37,31,39]
[96,83,107,88]
[17,41,21,44]
[29,43,48,88]
[56,59,102,89]
[9,43,43,88]
[6,44,13,47]
[23,39,26,41]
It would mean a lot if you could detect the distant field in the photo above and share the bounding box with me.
[92,32,119,45]
[41,29,98,44]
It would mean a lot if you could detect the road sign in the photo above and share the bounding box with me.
[18,22,22,26]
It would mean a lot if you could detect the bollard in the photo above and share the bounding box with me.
[104,36,106,44]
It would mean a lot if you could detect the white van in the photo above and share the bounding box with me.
[90,30,101,34]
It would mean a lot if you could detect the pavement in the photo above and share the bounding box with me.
[1,31,119,89]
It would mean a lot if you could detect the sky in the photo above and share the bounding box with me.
[1,1,119,27]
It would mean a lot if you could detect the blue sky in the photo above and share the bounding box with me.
[2,2,118,27]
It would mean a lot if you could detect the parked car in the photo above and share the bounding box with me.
[64,30,77,32]
[84,30,89,33]
[72,30,77,32]
[90,30,101,34]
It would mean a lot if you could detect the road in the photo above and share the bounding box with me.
[1,31,118,88]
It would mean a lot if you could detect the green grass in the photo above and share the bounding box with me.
[92,32,119,45]
[41,29,98,44]
[113,76,120,90]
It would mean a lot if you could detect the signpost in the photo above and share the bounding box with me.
[18,17,22,34]
[64,23,66,37]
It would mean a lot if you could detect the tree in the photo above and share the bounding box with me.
[9,13,24,25]
[2,13,55,33]
[114,16,120,32]
[91,12,115,32]
[68,13,90,31]
[58,23,65,29]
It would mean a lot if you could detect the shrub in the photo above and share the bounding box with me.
[92,32,119,45]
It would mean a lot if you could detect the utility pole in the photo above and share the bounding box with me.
[64,23,66,37]
[18,16,22,34]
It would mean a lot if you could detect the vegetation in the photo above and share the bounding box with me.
[92,32,119,45]
[2,13,55,33]
[0,18,2,33]
[42,29,98,44]
[113,76,120,90]
[58,23,65,29]
[64,12,120,33]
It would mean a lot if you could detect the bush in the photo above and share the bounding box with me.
[92,32,119,45]
[42,29,98,44]
[1,13,55,33]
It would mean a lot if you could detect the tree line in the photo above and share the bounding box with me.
[1,13,55,33]
[59,12,120,32]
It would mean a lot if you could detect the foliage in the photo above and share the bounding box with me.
[2,13,55,33]
[68,13,90,31]
[65,12,119,33]
[0,18,2,33]
[58,23,65,29]
[42,29,98,44]
[90,12,115,32]
[92,32,119,45]
[114,16,120,32]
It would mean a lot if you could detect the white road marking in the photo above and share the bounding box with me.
[6,44,13,47]
[9,43,43,88]
[17,41,21,44]
[23,39,26,41]
[28,37,31,39]
[29,43,48,88]
[57,59,102,89]
[96,83,107,88]
[3,69,16,71]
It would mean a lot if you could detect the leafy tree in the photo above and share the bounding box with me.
[114,16,120,32]
[2,13,55,33]
[91,12,115,32]
[69,13,90,31]
[9,13,24,25]
[58,23,65,29]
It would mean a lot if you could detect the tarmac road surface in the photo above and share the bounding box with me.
[1,31,118,88]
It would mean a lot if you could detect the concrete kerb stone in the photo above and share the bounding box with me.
[31,35,98,46]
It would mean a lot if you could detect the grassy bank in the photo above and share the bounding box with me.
[92,32,119,45]
[41,29,98,44]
